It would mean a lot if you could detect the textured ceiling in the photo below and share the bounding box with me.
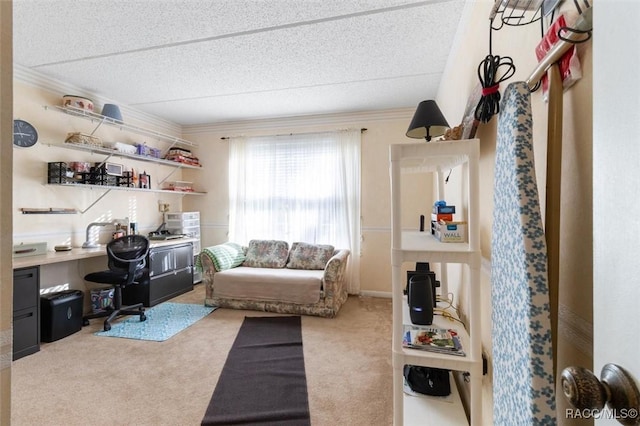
[13,0,466,126]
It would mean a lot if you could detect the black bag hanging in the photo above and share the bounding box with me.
[403,365,451,397]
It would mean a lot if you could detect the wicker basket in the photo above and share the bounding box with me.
[65,132,102,148]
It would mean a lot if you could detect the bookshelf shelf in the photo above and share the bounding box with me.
[402,372,468,425]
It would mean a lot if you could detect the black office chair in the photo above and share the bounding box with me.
[83,235,150,331]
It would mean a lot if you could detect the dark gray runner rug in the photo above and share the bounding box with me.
[202,316,311,426]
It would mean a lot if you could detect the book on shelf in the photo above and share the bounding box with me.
[402,324,466,357]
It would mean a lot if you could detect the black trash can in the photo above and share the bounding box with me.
[40,290,84,342]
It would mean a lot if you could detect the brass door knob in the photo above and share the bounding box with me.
[561,363,640,425]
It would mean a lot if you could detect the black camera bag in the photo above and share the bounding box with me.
[403,365,451,397]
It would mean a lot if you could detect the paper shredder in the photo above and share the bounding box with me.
[40,290,84,342]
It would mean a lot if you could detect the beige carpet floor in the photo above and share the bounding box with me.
[11,283,393,426]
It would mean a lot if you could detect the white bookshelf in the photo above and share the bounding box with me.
[389,139,482,425]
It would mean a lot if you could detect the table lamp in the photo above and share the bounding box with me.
[406,100,450,142]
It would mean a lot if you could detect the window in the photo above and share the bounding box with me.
[228,129,361,292]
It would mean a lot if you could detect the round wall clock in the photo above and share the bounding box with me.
[13,119,39,148]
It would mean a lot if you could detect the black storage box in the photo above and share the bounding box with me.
[47,162,75,184]
[40,290,84,342]
[403,365,451,397]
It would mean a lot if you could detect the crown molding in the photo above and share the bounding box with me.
[183,107,415,136]
[13,64,182,135]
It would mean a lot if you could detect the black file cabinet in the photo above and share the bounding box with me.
[122,242,194,307]
[13,266,40,360]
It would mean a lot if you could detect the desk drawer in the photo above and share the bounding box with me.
[14,267,39,312]
[13,266,40,360]
[149,267,193,306]
[122,267,193,307]
[148,243,193,277]
[13,307,40,360]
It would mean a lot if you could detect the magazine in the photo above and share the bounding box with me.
[402,325,465,357]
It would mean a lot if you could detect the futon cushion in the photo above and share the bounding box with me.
[286,242,335,270]
[243,240,289,268]
[198,242,245,271]
[214,267,323,305]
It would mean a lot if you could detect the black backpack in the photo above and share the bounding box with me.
[403,365,451,397]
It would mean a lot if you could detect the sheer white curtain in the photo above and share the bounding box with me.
[228,129,361,294]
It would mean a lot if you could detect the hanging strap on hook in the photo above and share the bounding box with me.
[482,84,500,96]
[474,25,517,123]
[474,54,516,123]
[558,6,593,44]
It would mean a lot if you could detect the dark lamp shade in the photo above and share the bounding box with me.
[406,100,450,141]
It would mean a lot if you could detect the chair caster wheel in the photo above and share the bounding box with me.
[140,314,147,322]
[103,323,111,332]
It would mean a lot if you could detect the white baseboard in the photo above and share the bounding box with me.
[358,290,391,298]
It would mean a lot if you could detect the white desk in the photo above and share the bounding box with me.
[12,237,199,269]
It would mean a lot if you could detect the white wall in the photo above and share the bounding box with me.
[12,80,192,249]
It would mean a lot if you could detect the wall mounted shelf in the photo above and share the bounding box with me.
[47,183,205,214]
[48,182,205,195]
[20,208,78,214]
[50,142,202,170]
[49,141,201,185]
[44,105,197,150]
[40,104,205,215]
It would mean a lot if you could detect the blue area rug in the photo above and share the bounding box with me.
[95,302,216,341]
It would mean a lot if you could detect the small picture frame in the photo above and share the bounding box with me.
[139,172,151,189]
